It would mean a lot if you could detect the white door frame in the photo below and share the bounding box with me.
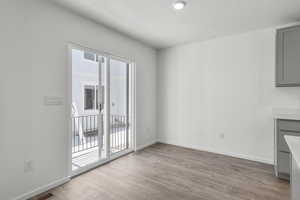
[67,43,136,177]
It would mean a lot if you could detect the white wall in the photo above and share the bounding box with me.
[157,28,300,164]
[0,0,157,199]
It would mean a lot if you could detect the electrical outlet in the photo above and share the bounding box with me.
[24,160,34,173]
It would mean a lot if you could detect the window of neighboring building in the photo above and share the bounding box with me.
[84,85,98,110]
[83,52,98,62]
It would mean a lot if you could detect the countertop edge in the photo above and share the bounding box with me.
[273,108,300,120]
[285,135,300,168]
[273,115,300,120]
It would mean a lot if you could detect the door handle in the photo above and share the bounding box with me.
[99,103,104,112]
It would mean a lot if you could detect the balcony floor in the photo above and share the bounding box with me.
[72,148,100,171]
[72,138,128,171]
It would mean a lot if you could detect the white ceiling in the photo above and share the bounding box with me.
[52,0,300,49]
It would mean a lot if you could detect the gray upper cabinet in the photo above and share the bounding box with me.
[276,25,300,87]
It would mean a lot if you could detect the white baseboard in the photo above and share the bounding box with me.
[158,140,274,165]
[212,149,274,165]
[136,140,157,151]
[13,177,70,200]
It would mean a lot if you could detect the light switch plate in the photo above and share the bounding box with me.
[44,96,63,106]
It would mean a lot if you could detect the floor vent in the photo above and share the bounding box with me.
[29,192,53,200]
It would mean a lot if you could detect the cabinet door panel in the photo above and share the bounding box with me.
[276,25,300,86]
[283,28,300,83]
[278,151,290,174]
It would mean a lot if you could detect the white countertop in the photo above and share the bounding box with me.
[273,108,300,120]
[285,135,300,168]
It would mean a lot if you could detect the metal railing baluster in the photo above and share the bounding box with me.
[72,114,128,156]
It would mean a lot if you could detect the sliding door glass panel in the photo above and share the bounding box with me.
[109,58,130,155]
[71,49,107,172]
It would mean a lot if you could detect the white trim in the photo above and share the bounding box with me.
[105,57,111,160]
[136,140,157,151]
[98,56,105,165]
[213,150,273,165]
[130,63,137,151]
[67,45,73,178]
[158,141,274,165]
[13,177,70,200]
[68,43,134,64]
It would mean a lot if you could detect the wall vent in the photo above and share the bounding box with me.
[29,192,53,200]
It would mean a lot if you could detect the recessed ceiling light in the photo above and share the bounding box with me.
[173,1,186,10]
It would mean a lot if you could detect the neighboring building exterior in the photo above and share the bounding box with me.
[72,49,127,117]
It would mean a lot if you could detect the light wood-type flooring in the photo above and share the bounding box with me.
[34,143,290,200]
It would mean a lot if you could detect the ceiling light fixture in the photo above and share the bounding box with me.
[173,1,186,10]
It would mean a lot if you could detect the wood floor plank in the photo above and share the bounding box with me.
[47,143,290,200]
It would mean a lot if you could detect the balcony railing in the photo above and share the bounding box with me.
[71,114,128,155]
[110,115,128,153]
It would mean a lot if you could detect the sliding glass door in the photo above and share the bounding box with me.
[70,45,134,176]
[109,58,130,156]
